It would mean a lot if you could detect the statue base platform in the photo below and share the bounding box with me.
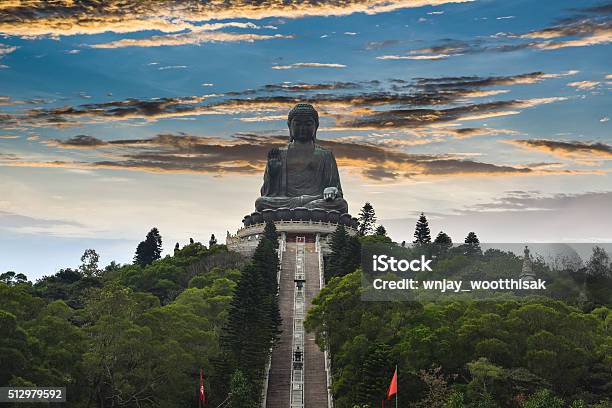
[226,218,358,257]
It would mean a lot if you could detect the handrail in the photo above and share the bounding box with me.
[316,236,334,408]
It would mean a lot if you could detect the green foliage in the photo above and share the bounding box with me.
[358,202,377,236]
[0,244,245,407]
[220,236,281,404]
[134,227,163,266]
[587,246,612,278]
[325,224,361,282]
[464,232,482,256]
[263,221,279,249]
[79,249,100,277]
[375,225,387,236]
[413,212,432,244]
[0,271,29,286]
[230,369,256,408]
[434,231,453,256]
[521,389,564,408]
[306,256,612,408]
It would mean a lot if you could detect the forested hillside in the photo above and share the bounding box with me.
[1,226,281,408]
[305,209,612,408]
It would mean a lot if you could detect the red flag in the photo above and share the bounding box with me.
[386,368,397,400]
[199,369,206,404]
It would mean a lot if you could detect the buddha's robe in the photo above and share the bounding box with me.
[255,143,348,213]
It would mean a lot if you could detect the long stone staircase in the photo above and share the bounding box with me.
[265,241,329,408]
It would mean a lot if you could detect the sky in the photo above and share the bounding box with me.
[0,0,610,279]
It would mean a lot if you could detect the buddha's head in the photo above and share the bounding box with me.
[288,103,319,143]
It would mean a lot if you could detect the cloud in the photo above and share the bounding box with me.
[364,40,400,50]
[333,97,566,130]
[271,62,347,69]
[157,65,188,70]
[398,8,611,60]
[0,0,471,38]
[470,190,612,212]
[0,132,589,181]
[1,71,572,131]
[384,191,612,242]
[506,139,612,160]
[0,135,19,139]
[412,71,578,88]
[567,80,600,90]
[91,32,291,48]
[377,54,453,60]
[0,43,17,66]
[0,210,86,236]
[276,82,365,92]
[44,135,110,148]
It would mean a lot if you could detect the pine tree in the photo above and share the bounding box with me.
[326,225,361,282]
[413,212,431,244]
[263,221,279,249]
[134,227,163,266]
[220,233,281,403]
[464,231,482,256]
[356,344,393,406]
[326,225,348,281]
[433,231,453,255]
[209,234,217,248]
[229,369,255,408]
[358,202,377,236]
[375,225,387,236]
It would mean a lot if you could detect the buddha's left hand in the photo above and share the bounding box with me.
[323,187,338,201]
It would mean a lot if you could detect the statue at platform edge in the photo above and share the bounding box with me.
[255,103,349,214]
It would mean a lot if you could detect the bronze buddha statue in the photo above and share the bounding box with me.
[255,103,348,214]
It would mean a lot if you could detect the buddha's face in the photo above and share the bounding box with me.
[289,114,317,143]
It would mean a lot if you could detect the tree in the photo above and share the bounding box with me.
[220,236,280,403]
[263,221,279,249]
[229,369,255,408]
[414,366,455,408]
[433,231,453,256]
[134,227,163,266]
[413,212,431,244]
[79,249,100,277]
[467,357,503,398]
[0,271,28,286]
[464,231,482,256]
[174,242,180,254]
[375,225,387,236]
[358,202,377,236]
[587,246,611,278]
[356,344,393,406]
[522,389,564,408]
[325,225,360,282]
[209,234,218,248]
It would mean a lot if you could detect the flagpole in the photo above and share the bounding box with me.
[395,365,398,408]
